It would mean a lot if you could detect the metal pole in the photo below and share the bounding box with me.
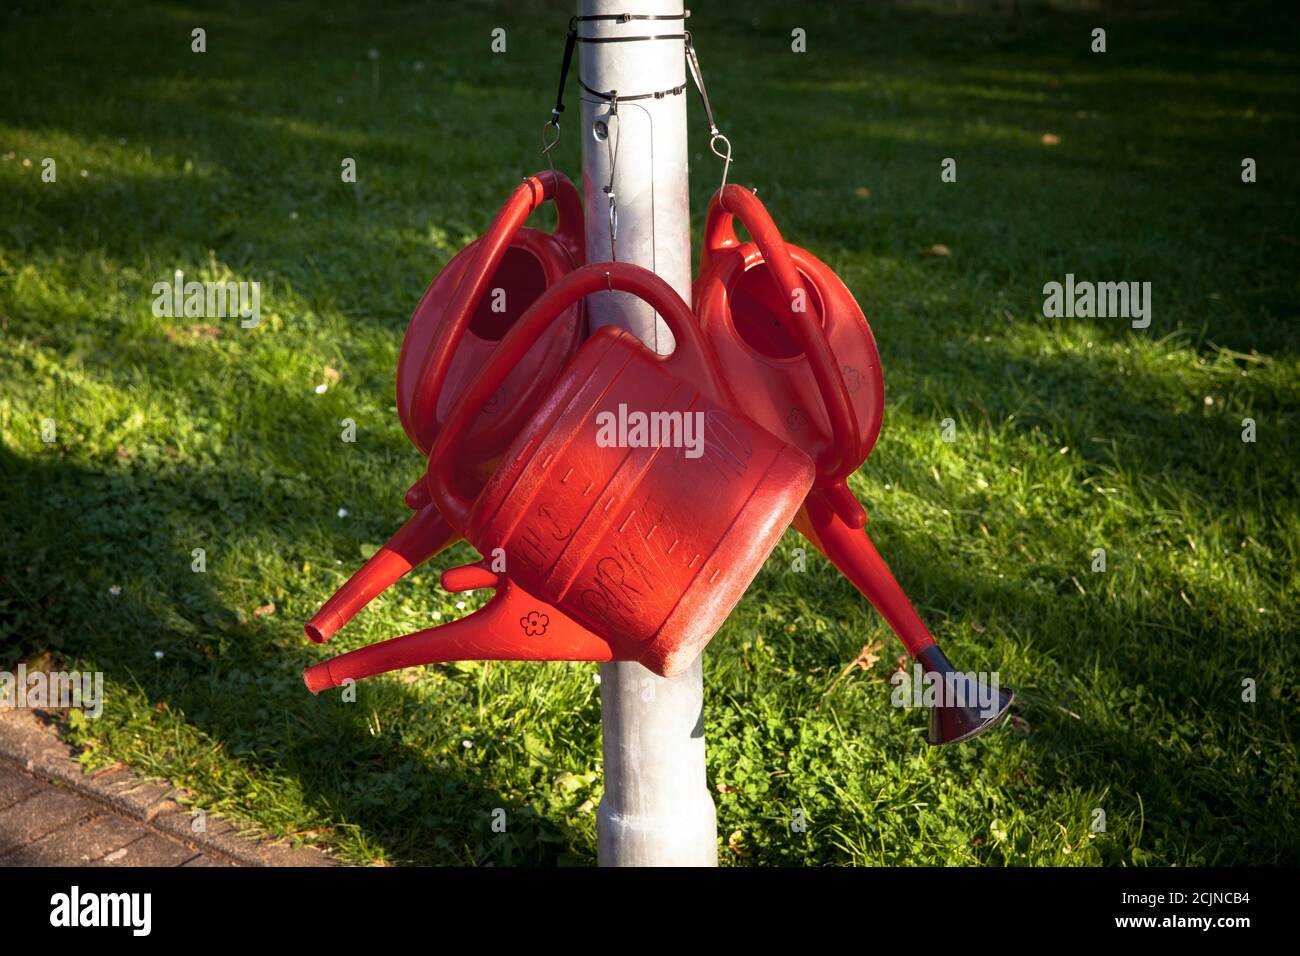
[578,0,718,867]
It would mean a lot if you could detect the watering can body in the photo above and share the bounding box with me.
[453,324,814,676]
[304,172,586,645]
[304,262,825,690]
[396,173,586,460]
[302,174,1012,744]
[693,188,885,486]
[692,186,1012,743]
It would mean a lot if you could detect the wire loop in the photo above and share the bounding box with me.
[541,121,561,175]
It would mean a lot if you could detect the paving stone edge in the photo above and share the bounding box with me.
[0,707,334,867]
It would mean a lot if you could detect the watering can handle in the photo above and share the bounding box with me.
[426,262,731,530]
[411,171,583,437]
[549,173,585,265]
[702,186,863,495]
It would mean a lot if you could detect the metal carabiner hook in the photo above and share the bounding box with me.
[607,196,618,260]
[710,132,733,209]
[541,121,561,175]
[602,106,621,260]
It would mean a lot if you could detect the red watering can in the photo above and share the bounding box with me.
[694,185,1013,744]
[303,258,858,691]
[304,172,585,644]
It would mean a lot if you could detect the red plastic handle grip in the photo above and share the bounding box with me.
[411,171,579,438]
[549,173,584,267]
[702,185,861,484]
[425,261,727,530]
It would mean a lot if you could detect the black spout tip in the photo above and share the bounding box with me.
[915,645,1015,746]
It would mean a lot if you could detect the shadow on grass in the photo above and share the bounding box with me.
[0,442,590,865]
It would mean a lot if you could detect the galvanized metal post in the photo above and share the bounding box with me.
[577,0,718,867]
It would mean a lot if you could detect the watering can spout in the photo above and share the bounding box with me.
[303,505,457,644]
[796,488,1013,745]
[302,562,616,693]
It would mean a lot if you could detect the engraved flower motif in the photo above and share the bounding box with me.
[520,610,550,637]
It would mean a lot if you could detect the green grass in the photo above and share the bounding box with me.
[2,0,1298,865]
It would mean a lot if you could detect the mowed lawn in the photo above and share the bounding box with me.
[1,0,1297,865]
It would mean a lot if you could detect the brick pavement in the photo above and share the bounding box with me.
[0,706,334,867]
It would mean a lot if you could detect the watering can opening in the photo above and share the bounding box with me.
[467,245,550,342]
[729,260,827,360]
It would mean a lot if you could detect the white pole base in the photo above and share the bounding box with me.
[596,657,718,867]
